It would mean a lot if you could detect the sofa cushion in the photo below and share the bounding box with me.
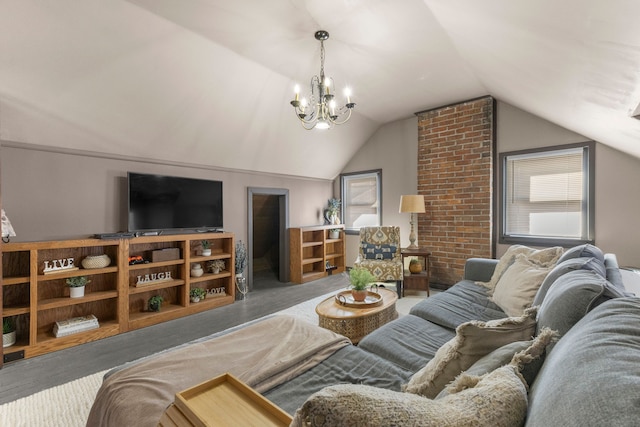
[526,297,640,427]
[358,314,455,372]
[403,307,537,399]
[491,254,551,316]
[532,257,606,306]
[536,270,627,351]
[361,243,397,260]
[481,245,563,292]
[409,280,507,329]
[556,243,604,264]
[291,365,528,427]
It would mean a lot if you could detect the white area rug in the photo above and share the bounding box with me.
[0,290,423,427]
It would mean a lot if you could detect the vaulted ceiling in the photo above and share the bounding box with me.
[1,0,639,180]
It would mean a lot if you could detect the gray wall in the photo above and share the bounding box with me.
[0,143,333,245]
[496,102,640,267]
[341,101,640,268]
[337,116,419,266]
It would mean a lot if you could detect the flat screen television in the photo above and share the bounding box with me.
[127,172,223,232]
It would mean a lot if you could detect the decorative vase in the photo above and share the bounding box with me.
[329,230,340,239]
[70,286,85,298]
[191,264,204,277]
[3,331,16,348]
[202,249,212,256]
[409,261,423,274]
[352,289,367,302]
[190,296,201,303]
[235,272,248,299]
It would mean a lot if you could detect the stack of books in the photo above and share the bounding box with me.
[53,314,100,338]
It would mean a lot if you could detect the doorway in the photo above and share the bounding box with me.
[247,188,289,292]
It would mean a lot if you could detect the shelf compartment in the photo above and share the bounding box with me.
[38,290,119,310]
[30,320,121,358]
[37,266,118,281]
[3,276,30,286]
[128,303,186,330]
[3,305,30,316]
[129,279,186,295]
[301,257,324,265]
[128,259,184,270]
[190,271,232,284]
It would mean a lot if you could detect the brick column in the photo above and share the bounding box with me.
[416,97,494,286]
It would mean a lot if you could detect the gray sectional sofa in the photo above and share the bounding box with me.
[89,244,640,426]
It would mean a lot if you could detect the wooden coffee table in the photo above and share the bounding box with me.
[315,287,398,344]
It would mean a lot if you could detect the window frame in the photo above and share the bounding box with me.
[499,141,595,247]
[340,169,382,235]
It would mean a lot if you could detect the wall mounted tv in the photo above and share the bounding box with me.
[127,172,223,232]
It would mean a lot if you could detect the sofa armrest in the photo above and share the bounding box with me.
[464,258,498,282]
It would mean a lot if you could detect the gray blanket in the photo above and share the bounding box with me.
[86,315,350,427]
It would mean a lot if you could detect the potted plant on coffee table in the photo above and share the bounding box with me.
[348,267,376,302]
[3,317,16,348]
[66,276,91,298]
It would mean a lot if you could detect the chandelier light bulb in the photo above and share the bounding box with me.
[344,87,352,103]
[294,84,300,101]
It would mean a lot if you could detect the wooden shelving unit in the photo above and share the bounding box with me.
[289,225,345,284]
[1,232,235,364]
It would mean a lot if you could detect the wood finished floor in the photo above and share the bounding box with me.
[0,271,348,405]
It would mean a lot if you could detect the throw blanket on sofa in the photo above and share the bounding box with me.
[86,315,350,427]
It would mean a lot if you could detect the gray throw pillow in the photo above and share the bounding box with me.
[557,243,604,264]
[533,257,606,306]
[536,270,624,351]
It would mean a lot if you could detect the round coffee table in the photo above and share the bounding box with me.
[315,287,398,344]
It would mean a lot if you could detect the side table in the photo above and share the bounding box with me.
[401,248,431,296]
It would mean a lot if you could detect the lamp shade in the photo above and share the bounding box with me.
[399,195,425,213]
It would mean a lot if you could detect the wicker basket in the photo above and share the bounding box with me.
[82,254,111,269]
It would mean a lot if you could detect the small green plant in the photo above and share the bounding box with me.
[201,240,210,250]
[65,276,91,288]
[190,287,206,300]
[349,267,376,291]
[3,317,15,334]
[235,241,247,274]
[409,258,421,265]
[148,295,164,312]
[208,259,225,272]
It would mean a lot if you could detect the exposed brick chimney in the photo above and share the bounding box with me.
[416,96,494,286]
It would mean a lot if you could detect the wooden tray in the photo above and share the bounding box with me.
[173,373,292,427]
[335,290,383,308]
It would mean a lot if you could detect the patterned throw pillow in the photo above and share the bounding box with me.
[362,243,396,260]
[403,307,537,399]
[290,365,528,427]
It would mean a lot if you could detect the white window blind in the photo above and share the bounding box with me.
[502,144,593,244]
[341,171,381,230]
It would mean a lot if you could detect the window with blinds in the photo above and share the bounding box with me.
[500,142,594,245]
[340,170,382,232]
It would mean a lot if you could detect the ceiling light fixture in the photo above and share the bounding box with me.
[290,30,355,130]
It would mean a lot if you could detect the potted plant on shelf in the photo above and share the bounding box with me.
[190,287,206,303]
[3,317,16,348]
[235,241,248,298]
[324,198,342,225]
[409,258,423,274]
[207,259,225,274]
[348,267,375,302]
[148,295,163,312]
[201,240,212,256]
[66,276,91,298]
[329,228,341,239]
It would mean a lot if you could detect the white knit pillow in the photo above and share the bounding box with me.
[290,365,528,427]
[403,307,537,399]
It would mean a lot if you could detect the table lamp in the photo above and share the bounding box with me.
[399,195,425,249]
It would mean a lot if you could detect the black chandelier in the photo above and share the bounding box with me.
[290,30,356,130]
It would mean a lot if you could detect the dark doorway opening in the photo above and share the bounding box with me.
[247,188,289,292]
